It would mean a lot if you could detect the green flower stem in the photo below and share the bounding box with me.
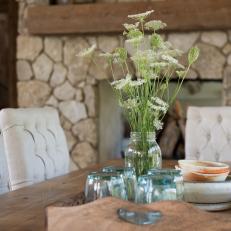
[170,65,191,105]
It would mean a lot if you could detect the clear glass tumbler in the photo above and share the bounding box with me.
[147,169,184,201]
[135,175,153,204]
[85,171,127,202]
[102,166,137,201]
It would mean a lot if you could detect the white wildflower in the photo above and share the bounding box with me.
[151,97,169,109]
[122,98,139,109]
[153,120,163,130]
[123,22,140,30]
[162,55,178,65]
[145,20,167,31]
[150,104,167,112]
[149,73,159,79]
[76,44,96,57]
[111,74,132,90]
[148,100,168,113]
[150,62,169,68]
[128,10,154,21]
[129,79,146,87]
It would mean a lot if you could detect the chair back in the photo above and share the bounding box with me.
[185,106,231,162]
[0,130,10,194]
[0,107,71,190]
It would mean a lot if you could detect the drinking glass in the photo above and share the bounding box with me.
[85,171,127,202]
[135,175,153,204]
[147,169,184,201]
[102,166,137,201]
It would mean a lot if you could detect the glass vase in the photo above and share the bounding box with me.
[125,132,162,176]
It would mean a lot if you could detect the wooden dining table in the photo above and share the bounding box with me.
[0,159,176,231]
[0,159,230,231]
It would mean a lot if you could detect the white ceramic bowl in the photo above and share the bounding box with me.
[184,177,231,203]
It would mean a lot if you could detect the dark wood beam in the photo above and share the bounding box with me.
[0,0,8,13]
[7,0,18,107]
[27,0,231,35]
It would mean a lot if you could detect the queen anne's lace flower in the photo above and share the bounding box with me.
[111,74,132,90]
[123,22,140,31]
[153,120,163,130]
[76,9,200,136]
[128,10,154,21]
[149,73,159,79]
[151,97,169,109]
[150,62,169,68]
[161,55,178,65]
[76,44,96,57]
[145,20,167,31]
[148,98,168,113]
[129,79,146,87]
[122,98,139,109]
[149,104,167,113]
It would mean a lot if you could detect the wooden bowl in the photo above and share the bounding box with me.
[178,160,230,174]
[182,170,229,182]
[178,160,230,182]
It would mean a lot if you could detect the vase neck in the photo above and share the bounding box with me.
[130,132,156,141]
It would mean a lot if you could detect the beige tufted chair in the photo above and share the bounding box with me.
[0,107,76,191]
[185,106,231,162]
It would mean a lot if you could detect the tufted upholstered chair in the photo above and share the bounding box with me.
[0,107,76,191]
[0,131,10,194]
[185,106,231,162]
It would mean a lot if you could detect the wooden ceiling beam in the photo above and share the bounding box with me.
[27,0,231,35]
[0,1,8,13]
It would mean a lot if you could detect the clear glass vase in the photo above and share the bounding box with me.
[125,132,162,176]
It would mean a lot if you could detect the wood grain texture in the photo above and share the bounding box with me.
[0,160,176,231]
[0,0,17,109]
[47,197,231,231]
[27,0,231,35]
[0,0,8,13]
[7,0,18,108]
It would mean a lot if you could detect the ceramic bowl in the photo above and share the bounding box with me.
[181,170,229,182]
[178,160,230,175]
[184,177,231,203]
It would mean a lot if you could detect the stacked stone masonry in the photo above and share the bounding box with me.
[16,0,231,168]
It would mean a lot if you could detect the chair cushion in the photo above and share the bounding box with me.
[0,107,70,190]
[185,106,231,162]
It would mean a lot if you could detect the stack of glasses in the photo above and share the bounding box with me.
[85,167,184,204]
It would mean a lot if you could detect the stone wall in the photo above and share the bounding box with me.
[16,0,231,168]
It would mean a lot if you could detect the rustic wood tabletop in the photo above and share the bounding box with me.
[1,159,229,231]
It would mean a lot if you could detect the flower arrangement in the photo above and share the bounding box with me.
[78,10,199,175]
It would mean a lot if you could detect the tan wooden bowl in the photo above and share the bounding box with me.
[178,160,230,182]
